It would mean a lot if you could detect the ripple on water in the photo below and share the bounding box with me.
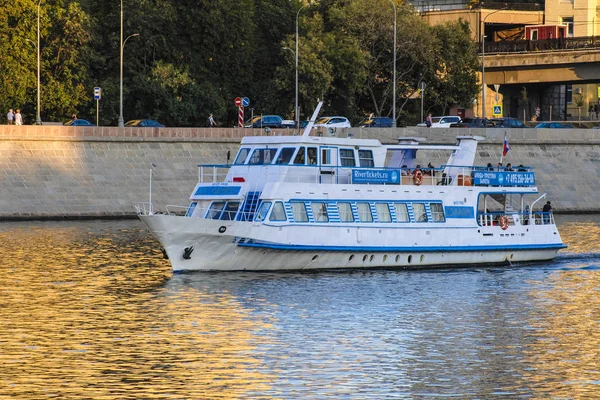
[0,218,599,398]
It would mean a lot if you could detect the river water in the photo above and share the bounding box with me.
[0,216,599,399]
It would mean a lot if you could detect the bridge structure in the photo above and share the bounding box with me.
[479,38,600,121]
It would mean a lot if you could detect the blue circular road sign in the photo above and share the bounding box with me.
[242,97,250,107]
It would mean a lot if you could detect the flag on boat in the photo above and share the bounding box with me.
[502,134,510,156]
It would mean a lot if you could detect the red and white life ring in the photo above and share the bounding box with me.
[499,215,510,230]
[413,170,423,186]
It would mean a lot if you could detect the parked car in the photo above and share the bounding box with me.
[359,116,393,128]
[245,115,284,128]
[314,116,352,128]
[450,118,495,128]
[534,122,573,128]
[280,119,309,129]
[491,117,527,128]
[417,116,461,128]
[125,119,165,127]
[64,119,95,126]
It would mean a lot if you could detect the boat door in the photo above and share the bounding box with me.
[320,146,338,183]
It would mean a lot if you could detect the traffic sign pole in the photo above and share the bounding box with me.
[238,107,244,128]
[94,87,102,126]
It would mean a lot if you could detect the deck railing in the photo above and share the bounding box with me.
[198,164,535,188]
[478,211,555,227]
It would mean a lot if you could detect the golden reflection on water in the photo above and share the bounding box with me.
[0,222,274,399]
[557,219,600,253]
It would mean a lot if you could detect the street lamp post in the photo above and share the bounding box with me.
[389,0,397,127]
[118,0,138,127]
[481,7,507,119]
[295,4,308,128]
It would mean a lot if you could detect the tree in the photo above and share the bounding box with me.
[0,0,90,123]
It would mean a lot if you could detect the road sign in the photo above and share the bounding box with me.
[242,97,250,107]
[234,97,242,107]
[493,105,502,116]
[94,87,101,100]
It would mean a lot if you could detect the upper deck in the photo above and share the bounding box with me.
[194,134,536,195]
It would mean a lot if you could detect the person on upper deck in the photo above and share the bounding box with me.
[401,165,410,176]
[487,163,494,171]
[424,162,435,176]
[497,162,503,171]
[505,163,513,171]
[542,201,552,224]
[517,164,527,171]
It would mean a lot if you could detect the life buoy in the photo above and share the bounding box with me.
[413,170,423,186]
[499,215,509,230]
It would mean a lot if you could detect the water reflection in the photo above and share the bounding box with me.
[0,221,274,398]
[0,218,599,398]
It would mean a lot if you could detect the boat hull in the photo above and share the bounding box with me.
[140,214,564,272]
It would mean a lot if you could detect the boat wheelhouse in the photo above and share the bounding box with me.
[137,105,566,272]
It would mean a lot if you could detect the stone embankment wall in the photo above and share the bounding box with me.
[0,125,599,220]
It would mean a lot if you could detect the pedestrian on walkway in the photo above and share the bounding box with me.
[589,105,594,120]
[208,113,216,127]
[425,113,432,128]
[15,109,23,125]
[595,104,599,120]
[7,109,14,125]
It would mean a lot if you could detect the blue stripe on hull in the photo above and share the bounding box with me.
[237,242,568,252]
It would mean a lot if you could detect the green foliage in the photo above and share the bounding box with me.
[1,0,480,126]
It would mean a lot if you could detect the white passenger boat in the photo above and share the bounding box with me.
[137,103,566,272]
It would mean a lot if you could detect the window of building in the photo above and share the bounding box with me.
[375,203,392,222]
[276,148,296,164]
[338,202,354,222]
[311,202,329,222]
[290,202,309,222]
[221,202,240,221]
[566,84,573,104]
[393,203,410,222]
[413,203,428,222]
[234,148,251,164]
[339,149,356,167]
[357,202,373,222]
[530,30,538,41]
[562,17,574,37]
[293,147,306,165]
[430,203,445,222]
[206,202,226,219]
[358,150,375,167]
[254,202,272,222]
[269,202,287,221]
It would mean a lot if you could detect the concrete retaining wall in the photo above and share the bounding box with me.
[1,126,599,219]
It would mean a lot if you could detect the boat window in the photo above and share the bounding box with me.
[290,202,309,222]
[321,148,331,165]
[293,147,306,165]
[254,202,272,222]
[206,202,226,219]
[185,202,197,217]
[338,202,354,222]
[269,201,287,221]
[430,203,445,222]
[357,202,373,222]
[276,148,296,165]
[413,203,428,222]
[339,149,355,167]
[249,148,278,165]
[375,203,392,222]
[234,148,251,164]
[311,202,329,222]
[358,150,374,167]
[220,201,239,221]
[394,203,410,222]
[307,147,318,165]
